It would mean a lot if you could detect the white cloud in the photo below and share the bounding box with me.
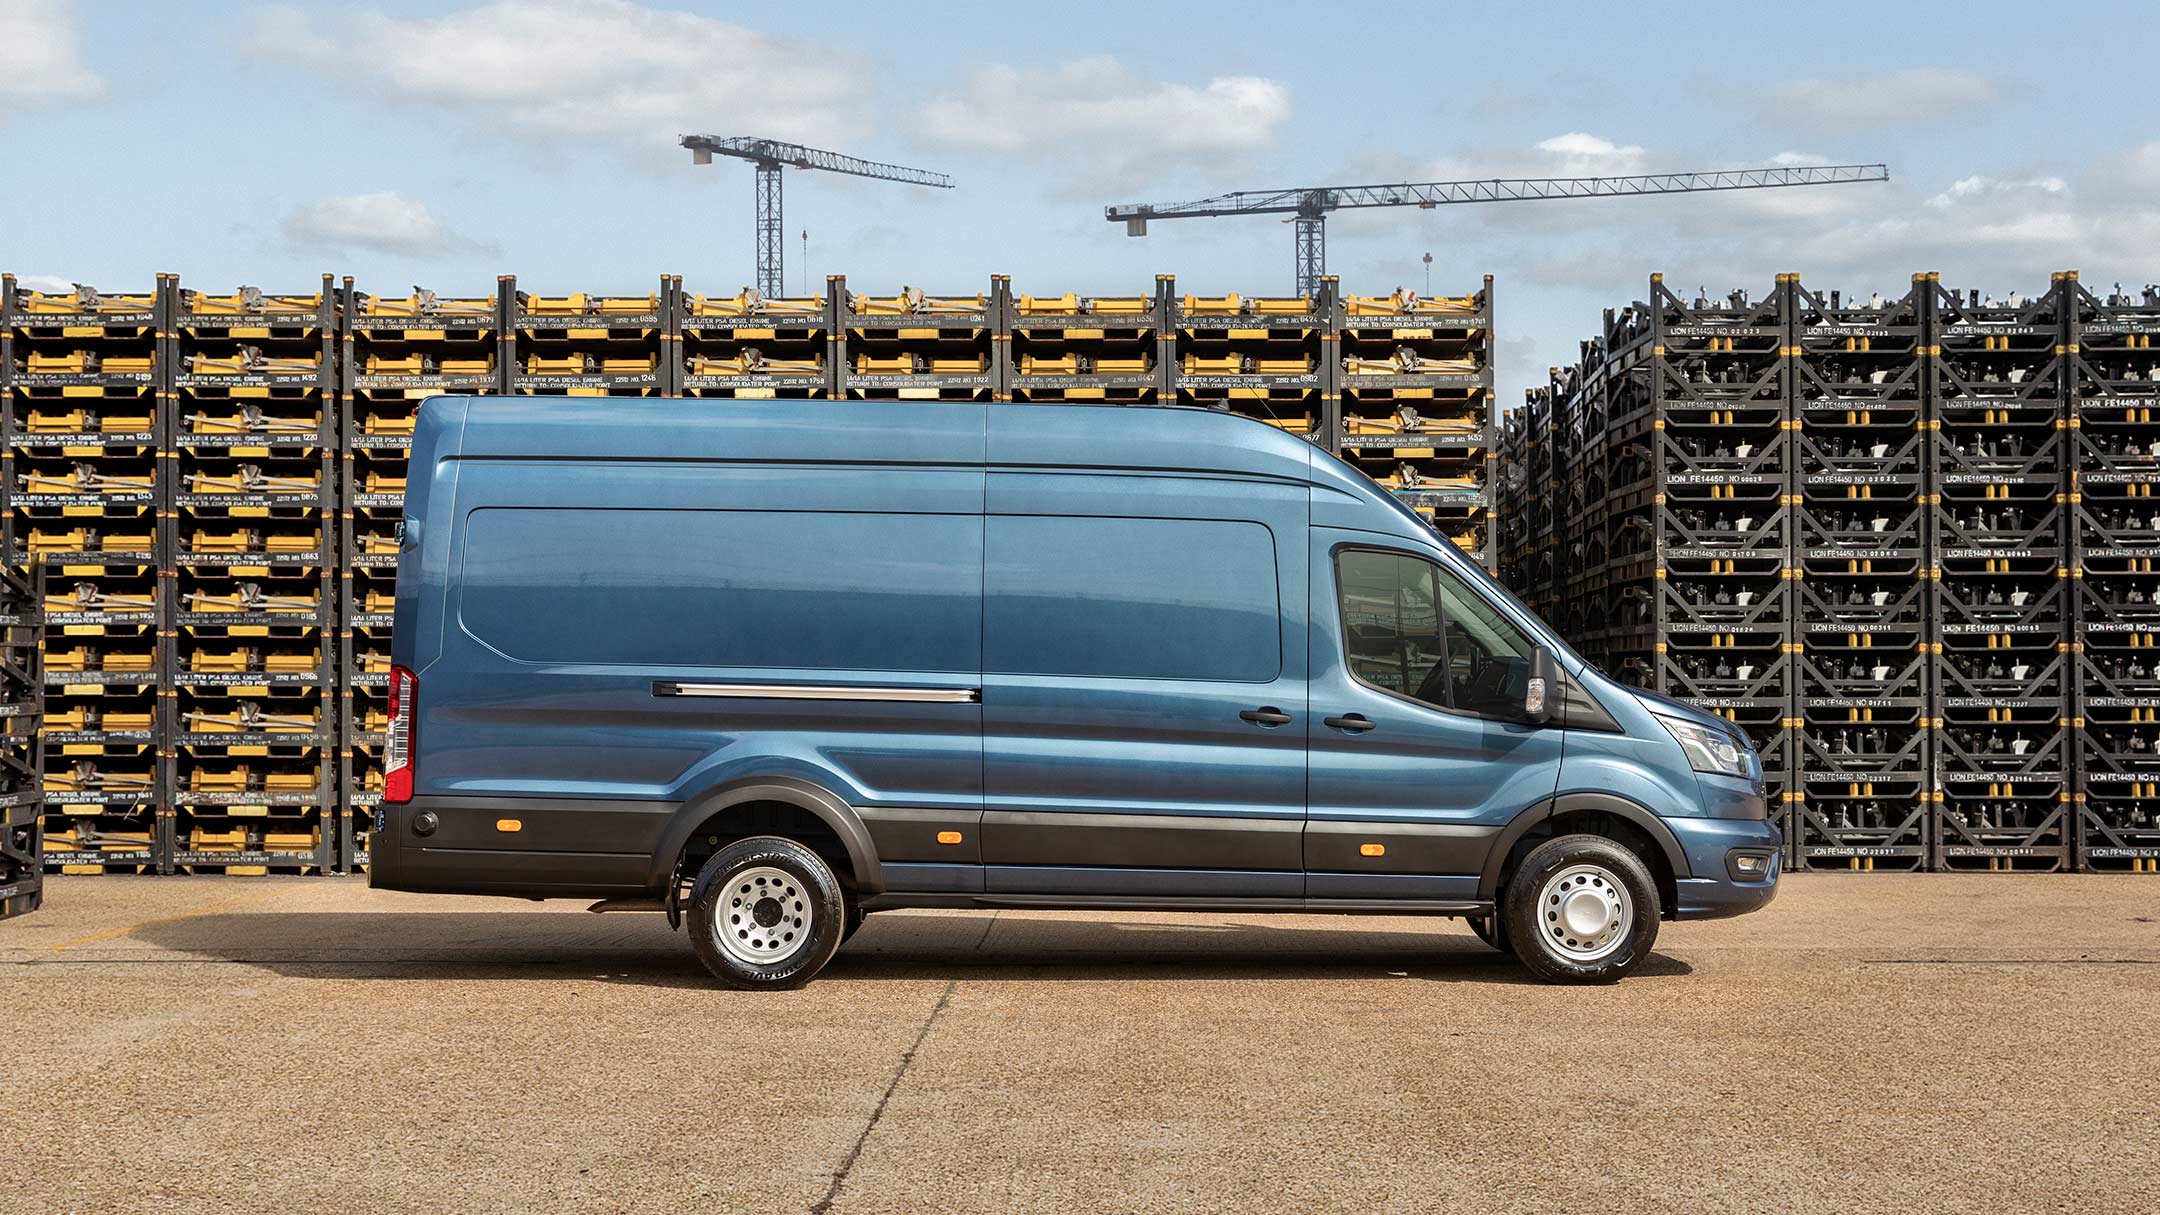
[250,0,867,149]
[1532,133,1648,173]
[283,192,486,257]
[0,0,101,102]
[918,57,1289,184]
[1751,69,2000,135]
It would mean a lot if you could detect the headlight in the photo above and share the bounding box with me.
[1655,713,1751,778]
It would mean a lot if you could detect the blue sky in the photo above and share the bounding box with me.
[5,0,2158,402]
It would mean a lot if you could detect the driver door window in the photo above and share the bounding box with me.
[1336,548,1533,718]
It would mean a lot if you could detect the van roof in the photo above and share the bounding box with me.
[422,395,1436,545]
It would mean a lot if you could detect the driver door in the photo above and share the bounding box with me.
[1304,529,1565,899]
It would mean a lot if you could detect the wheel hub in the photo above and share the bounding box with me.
[716,866,811,965]
[1537,863,1633,963]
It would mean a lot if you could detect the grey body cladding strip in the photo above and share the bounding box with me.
[652,681,981,703]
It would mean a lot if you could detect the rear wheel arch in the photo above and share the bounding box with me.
[1479,792,1690,911]
[652,777,883,896]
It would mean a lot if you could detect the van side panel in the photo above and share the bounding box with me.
[427,461,984,808]
[977,469,1309,896]
[382,438,987,894]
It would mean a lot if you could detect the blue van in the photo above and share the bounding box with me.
[373,397,1779,987]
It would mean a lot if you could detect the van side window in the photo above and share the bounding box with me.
[986,516,1281,681]
[1335,548,1534,716]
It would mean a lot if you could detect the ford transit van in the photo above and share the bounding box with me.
[373,397,1780,986]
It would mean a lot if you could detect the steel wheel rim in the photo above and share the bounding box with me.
[1537,863,1632,963]
[716,866,812,966]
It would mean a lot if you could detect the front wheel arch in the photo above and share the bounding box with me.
[1478,792,1691,907]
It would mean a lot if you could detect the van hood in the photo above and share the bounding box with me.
[1628,687,1753,748]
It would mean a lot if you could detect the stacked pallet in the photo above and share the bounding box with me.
[3,278,162,873]
[840,278,996,402]
[509,278,667,399]
[0,567,38,917]
[1787,276,1931,870]
[1504,269,2160,871]
[1169,281,1328,442]
[167,281,340,874]
[1922,277,2074,870]
[677,281,830,400]
[1002,276,1162,406]
[1337,280,1495,564]
[2067,273,2160,872]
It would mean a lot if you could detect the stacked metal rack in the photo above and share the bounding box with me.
[2,277,163,873]
[1923,276,2074,871]
[1001,276,1163,406]
[169,279,340,875]
[1336,280,1496,565]
[1787,275,1931,871]
[675,279,830,401]
[838,277,996,402]
[1505,269,2160,871]
[1,567,39,917]
[1168,279,1330,445]
[2066,272,2160,872]
[337,281,505,872]
[508,277,669,399]
[1562,279,1800,841]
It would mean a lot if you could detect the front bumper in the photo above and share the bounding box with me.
[1664,815,1782,920]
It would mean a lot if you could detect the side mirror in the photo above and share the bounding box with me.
[1523,647,1557,725]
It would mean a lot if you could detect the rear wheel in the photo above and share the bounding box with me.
[687,836,846,989]
[1502,834,1659,984]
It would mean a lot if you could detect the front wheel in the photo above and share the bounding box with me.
[686,836,847,989]
[1502,834,1660,984]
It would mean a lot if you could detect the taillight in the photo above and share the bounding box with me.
[385,664,416,804]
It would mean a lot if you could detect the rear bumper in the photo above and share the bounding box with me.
[1664,815,1782,921]
[368,798,666,899]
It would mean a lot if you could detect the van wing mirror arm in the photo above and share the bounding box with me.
[1524,647,1558,725]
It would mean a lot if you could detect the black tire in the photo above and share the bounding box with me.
[686,836,847,990]
[1501,834,1660,984]
[1466,912,1514,955]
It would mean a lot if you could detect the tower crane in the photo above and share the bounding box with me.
[1107,164,1890,297]
[682,135,953,298]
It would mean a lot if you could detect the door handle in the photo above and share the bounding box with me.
[1324,714,1377,733]
[1239,707,1293,727]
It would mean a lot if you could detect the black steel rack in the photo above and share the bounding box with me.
[1789,274,1931,870]
[1924,274,2073,869]
[2065,271,2160,872]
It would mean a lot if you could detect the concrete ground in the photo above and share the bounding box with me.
[1,875,2154,1215]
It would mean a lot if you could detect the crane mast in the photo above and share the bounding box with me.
[683,135,953,297]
